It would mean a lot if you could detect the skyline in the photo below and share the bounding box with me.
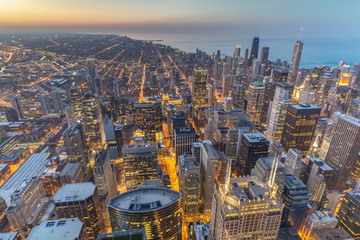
[1,0,360,40]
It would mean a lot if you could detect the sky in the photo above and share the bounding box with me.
[0,0,359,40]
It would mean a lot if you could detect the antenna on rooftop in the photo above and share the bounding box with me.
[299,27,304,41]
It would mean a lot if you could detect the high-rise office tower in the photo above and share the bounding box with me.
[5,108,19,122]
[246,82,265,125]
[281,104,321,157]
[174,128,197,162]
[238,133,269,176]
[260,46,269,65]
[209,177,283,240]
[6,178,47,234]
[248,36,259,66]
[300,211,338,240]
[172,110,187,130]
[208,81,215,107]
[232,83,245,111]
[192,69,207,109]
[39,93,52,115]
[65,106,76,126]
[82,92,105,149]
[243,48,249,66]
[283,148,302,177]
[260,82,276,124]
[304,158,333,187]
[62,123,88,168]
[69,88,83,122]
[221,74,235,99]
[93,148,118,231]
[108,187,182,240]
[272,69,288,83]
[269,141,284,162]
[179,155,200,222]
[281,175,310,229]
[53,182,103,240]
[9,94,24,119]
[122,138,159,190]
[336,190,360,239]
[51,90,63,112]
[253,156,285,198]
[27,218,88,240]
[288,40,304,84]
[0,197,7,232]
[325,114,360,192]
[298,89,315,104]
[134,102,162,143]
[113,79,122,99]
[114,124,124,157]
[233,45,241,61]
[266,88,292,142]
[199,140,228,221]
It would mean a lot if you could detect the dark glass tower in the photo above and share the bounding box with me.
[248,36,259,66]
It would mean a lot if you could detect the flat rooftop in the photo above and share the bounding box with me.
[53,182,96,202]
[243,133,269,143]
[291,104,321,110]
[27,218,83,240]
[0,152,50,205]
[109,187,181,212]
[0,232,19,240]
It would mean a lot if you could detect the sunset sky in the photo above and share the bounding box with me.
[0,0,359,40]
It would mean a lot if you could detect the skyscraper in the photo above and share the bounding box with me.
[209,177,283,240]
[62,123,88,168]
[122,138,159,190]
[283,148,302,177]
[336,190,360,239]
[324,114,360,192]
[288,40,304,84]
[69,88,83,122]
[238,133,269,176]
[93,148,118,230]
[281,175,310,229]
[65,106,76,126]
[134,102,162,143]
[179,154,200,222]
[266,87,292,142]
[6,178,47,234]
[39,93,52,115]
[232,83,245,110]
[281,104,321,157]
[246,82,265,125]
[9,94,24,119]
[248,36,259,66]
[260,46,269,65]
[174,128,197,162]
[51,90,63,113]
[53,182,103,239]
[192,69,207,109]
[199,140,228,221]
[108,187,182,240]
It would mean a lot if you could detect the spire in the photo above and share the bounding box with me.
[298,27,304,41]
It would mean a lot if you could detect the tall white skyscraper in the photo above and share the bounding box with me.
[266,87,292,142]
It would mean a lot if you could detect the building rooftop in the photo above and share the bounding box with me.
[0,152,50,205]
[103,114,116,141]
[314,228,353,240]
[291,104,321,110]
[109,187,181,212]
[0,232,19,240]
[122,143,157,154]
[174,127,196,135]
[27,218,84,240]
[97,229,146,240]
[0,163,8,173]
[243,133,269,143]
[53,182,96,202]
